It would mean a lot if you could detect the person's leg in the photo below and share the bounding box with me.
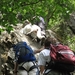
[17,70,28,75]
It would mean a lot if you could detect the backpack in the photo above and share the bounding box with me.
[49,44,75,72]
[13,42,36,64]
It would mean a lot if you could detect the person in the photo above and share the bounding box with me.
[34,37,58,54]
[23,23,45,45]
[13,42,39,75]
[16,12,23,22]
[34,16,46,32]
[37,37,52,75]
[32,16,46,36]
[35,37,73,75]
[34,37,57,75]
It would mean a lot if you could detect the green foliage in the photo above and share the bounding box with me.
[0,0,75,49]
[0,0,75,29]
[50,20,75,51]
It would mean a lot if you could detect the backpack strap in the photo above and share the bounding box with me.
[18,62,27,71]
[29,65,38,71]
[19,61,38,72]
[29,61,38,71]
[18,66,27,71]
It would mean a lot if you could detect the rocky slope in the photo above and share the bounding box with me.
[0,22,56,75]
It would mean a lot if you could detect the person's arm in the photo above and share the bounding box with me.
[14,62,18,75]
[40,65,45,75]
[38,51,46,75]
[34,46,44,54]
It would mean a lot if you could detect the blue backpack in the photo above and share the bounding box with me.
[13,42,36,64]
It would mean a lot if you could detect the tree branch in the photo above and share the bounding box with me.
[20,0,44,6]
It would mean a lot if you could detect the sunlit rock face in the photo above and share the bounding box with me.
[0,21,56,75]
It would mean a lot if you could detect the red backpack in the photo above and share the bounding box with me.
[50,44,75,65]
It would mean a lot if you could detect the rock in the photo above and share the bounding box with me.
[0,21,57,75]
